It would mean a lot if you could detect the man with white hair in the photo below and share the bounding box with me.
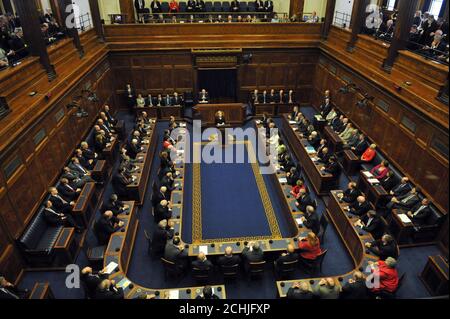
[151,219,175,256]
[217,246,242,267]
[154,199,172,223]
[191,252,213,271]
[242,241,265,268]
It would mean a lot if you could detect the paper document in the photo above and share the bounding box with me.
[199,246,208,255]
[363,171,373,178]
[296,218,304,226]
[398,214,412,224]
[169,290,180,299]
[289,121,297,124]
[278,177,288,184]
[104,262,118,274]
[116,278,131,289]
[368,178,380,185]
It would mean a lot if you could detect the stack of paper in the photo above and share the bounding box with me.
[398,214,412,224]
[363,171,373,178]
[104,262,118,274]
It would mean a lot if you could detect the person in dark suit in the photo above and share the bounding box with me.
[255,0,265,12]
[75,149,94,170]
[317,147,331,164]
[68,157,91,178]
[94,211,124,245]
[112,168,132,198]
[151,219,174,256]
[215,110,226,126]
[295,189,313,213]
[231,0,240,12]
[80,142,98,163]
[349,195,371,217]
[192,252,213,271]
[301,206,320,235]
[242,241,264,266]
[196,286,220,299]
[186,0,196,12]
[171,92,183,106]
[134,0,146,14]
[57,178,80,202]
[61,166,93,188]
[340,182,361,204]
[154,200,172,223]
[196,0,205,11]
[321,156,340,178]
[351,133,367,156]
[198,89,209,103]
[274,244,299,269]
[217,246,242,268]
[0,276,29,299]
[380,171,397,192]
[94,279,124,300]
[101,194,128,216]
[387,187,421,212]
[355,210,384,240]
[151,186,169,209]
[150,0,162,15]
[49,187,73,214]
[407,198,432,225]
[286,167,300,187]
[264,0,274,12]
[366,234,398,261]
[340,271,369,299]
[160,171,178,195]
[286,281,314,300]
[164,237,189,272]
[43,200,82,232]
[81,267,108,299]
[389,177,413,197]
[320,97,332,117]
[308,131,321,149]
[104,105,117,126]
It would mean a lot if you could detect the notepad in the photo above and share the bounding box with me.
[398,214,412,224]
[104,262,118,274]
[278,177,288,184]
[363,171,373,178]
[199,246,208,255]
[116,278,131,289]
[169,290,180,299]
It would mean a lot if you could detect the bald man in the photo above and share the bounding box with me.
[191,252,213,271]
[94,211,124,245]
[217,246,242,267]
[154,200,172,223]
[275,244,299,269]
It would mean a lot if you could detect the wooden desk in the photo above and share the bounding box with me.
[276,190,379,297]
[389,209,415,246]
[253,102,298,116]
[324,126,344,153]
[53,227,77,265]
[135,106,184,120]
[281,115,335,196]
[103,135,119,166]
[358,170,389,208]
[126,121,158,205]
[421,255,449,296]
[28,282,54,299]
[342,149,361,176]
[193,103,246,126]
[91,160,107,183]
[72,182,97,227]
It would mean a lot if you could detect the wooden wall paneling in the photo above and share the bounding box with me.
[0,245,23,282]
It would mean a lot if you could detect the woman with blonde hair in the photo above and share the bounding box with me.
[298,232,322,261]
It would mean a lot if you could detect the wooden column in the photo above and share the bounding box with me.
[14,0,56,80]
[347,0,370,52]
[382,0,419,72]
[290,0,305,18]
[58,0,84,57]
[49,0,63,26]
[119,0,135,23]
[89,0,105,41]
[322,0,336,39]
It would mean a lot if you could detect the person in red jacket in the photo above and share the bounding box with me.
[369,257,399,295]
[169,0,179,12]
[290,179,306,198]
[298,232,322,261]
[361,144,377,162]
[370,160,390,179]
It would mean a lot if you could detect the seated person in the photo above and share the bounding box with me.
[231,0,240,12]
[43,200,82,233]
[386,187,421,213]
[361,144,377,162]
[242,241,264,271]
[217,246,242,268]
[251,89,260,104]
[198,89,209,103]
[215,110,226,126]
[196,286,219,300]
[172,92,183,106]
[112,167,133,198]
[169,0,179,12]
[317,147,331,164]
[274,244,299,270]
[352,134,368,156]
[268,89,277,103]
[406,198,432,225]
[265,0,274,12]
[354,210,384,240]
[339,182,361,204]
[288,90,295,104]
[136,94,146,108]
[57,178,81,202]
[94,211,124,245]
[286,281,314,300]
[380,171,397,192]
[306,11,319,23]
[321,156,340,178]
[286,167,301,187]
[163,237,189,272]
[155,94,164,106]
[349,195,371,217]
[313,278,341,299]
[365,234,398,261]
[300,206,320,234]
[81,266,108,298]
[280,155,295,173]
[101,194,128,216]
[295,189,313,213]
[307,131,321,149]
[290,179,306,198]
[164,94,172,106]
[80,142,98,163]
[341,271,369,299]
[370,160,390,180]
[298,232,322,261]
[0,276,29,299]
[389,177,413,198]
[94,279,124,300]
[369,258,399,297]
[191,252,213,272]
[154,200,172,223]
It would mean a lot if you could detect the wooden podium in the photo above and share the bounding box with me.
[193,103,246,127]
